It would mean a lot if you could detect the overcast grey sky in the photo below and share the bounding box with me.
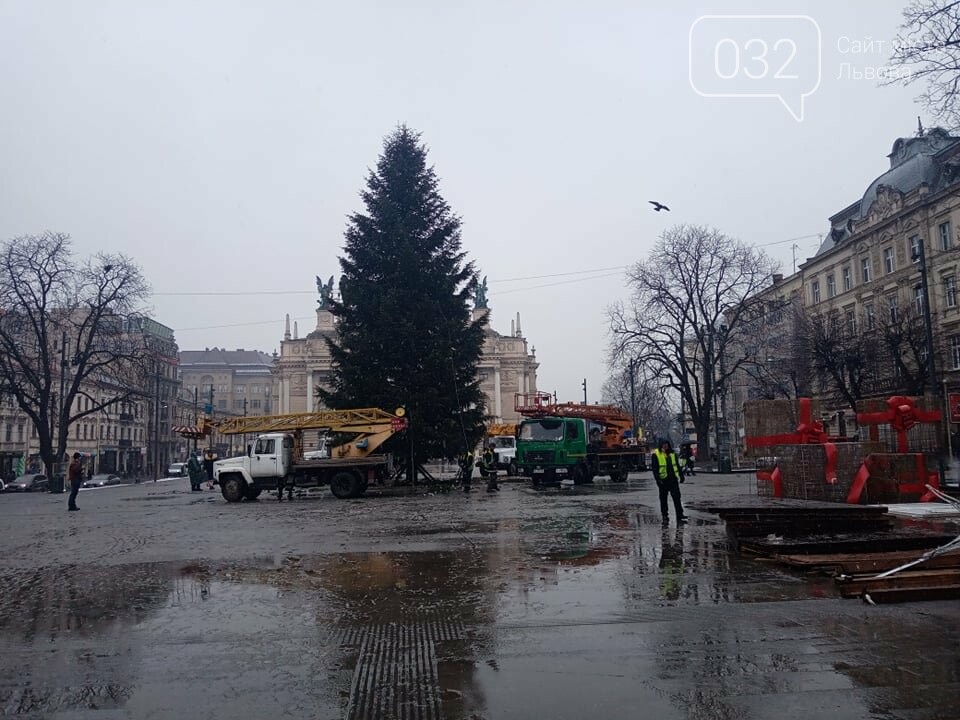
[0,0,927,403]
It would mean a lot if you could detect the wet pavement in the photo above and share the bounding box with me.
[1,473,959,719]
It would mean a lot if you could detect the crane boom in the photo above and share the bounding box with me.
[213,408,406,436]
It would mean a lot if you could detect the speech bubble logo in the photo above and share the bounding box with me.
[689,15,821,122]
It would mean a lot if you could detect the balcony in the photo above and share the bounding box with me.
[119,413,134,423]
[118,439,132,448]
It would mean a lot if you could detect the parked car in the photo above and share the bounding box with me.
[167,462,187,477]
[5,474,48,492]
[82,474,123,488]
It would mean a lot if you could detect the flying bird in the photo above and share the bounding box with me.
[649,201,670,212]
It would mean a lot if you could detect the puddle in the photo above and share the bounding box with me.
[2,493,959,719]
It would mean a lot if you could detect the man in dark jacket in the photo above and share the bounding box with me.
[650,439,686,525]
[187,452,205,491]
[67,452,83,511]
[480,444,499,493]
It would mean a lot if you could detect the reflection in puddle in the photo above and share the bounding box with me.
[0,498,958,718]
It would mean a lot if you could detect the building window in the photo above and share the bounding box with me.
[887,295,899,322]
[844,308,856,335]
[218,384,228,394]
[842,266,852,291]
[941,221,953,251]
[234,399,244,410]
[946,275,957,308]
[861,257,871,284]
[75,424,80,440]
[827,275,836,298]
[235,385,245,394]
[811,280,821,303]
[5,424,12,442]
[217,399,227,410]
[251,399,261,409]
[910,235,921,263]
[252,384,260,394]
[17,424,23,442]
[915,285,924,315]
[883,247,895,274]
[953,336,960,370]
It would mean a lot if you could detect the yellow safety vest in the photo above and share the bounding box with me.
[651,448,681,481]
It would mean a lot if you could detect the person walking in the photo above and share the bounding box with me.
[203,450,218,485]
[651,439,686,525]
[67,452,83,511]
[680,443,696,477]
[480,444,499,493]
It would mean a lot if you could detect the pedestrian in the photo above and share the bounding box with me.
[680,443,696,476]
[67,452,83,511]
[203,450,217,484]
[650,438,686,525]
[187,451,204,491]
[481,444,499,493]
[459,448,475,493]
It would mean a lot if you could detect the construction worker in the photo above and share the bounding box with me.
[650,438,687,525]
[481,444,499,493]
[459,448,475,493]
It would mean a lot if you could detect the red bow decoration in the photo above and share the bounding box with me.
[846,452,939,504]
[856,395,940,453]
[746,398,838,487]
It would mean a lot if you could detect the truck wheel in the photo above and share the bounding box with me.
[330,470,363,499]
[221,475,245,503]
[508,460,519,477]
[244,486,262,501]
[609,470,626,483]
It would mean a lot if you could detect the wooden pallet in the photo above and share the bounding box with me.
[774,549,960,575]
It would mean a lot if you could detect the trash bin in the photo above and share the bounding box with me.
[48,474,65,493]
[719,458,732,474]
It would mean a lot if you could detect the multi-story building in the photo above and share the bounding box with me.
[273,301,539,425]
[179,348,275,418]
[731,127,960,443]
[0,316,179,478]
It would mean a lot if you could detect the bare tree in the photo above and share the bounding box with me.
[601,362,674,442]
[888,0,960,126]
[796,308,881,413]
[0,233,152,477]
[736,298,813,400]
[608,225,779,460]
[876,303,941,395]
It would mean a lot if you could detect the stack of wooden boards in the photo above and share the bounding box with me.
[708,499,960,603]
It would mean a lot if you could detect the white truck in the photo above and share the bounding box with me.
[207,408,408,501]
[488,435,517,475]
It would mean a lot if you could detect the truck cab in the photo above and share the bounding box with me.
[214,432,294,500]
[515,416,589,483]
[487,435,517,471]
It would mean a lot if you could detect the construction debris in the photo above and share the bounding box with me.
[708,494,960,604]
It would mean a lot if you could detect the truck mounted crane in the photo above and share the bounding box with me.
[185,408,408,502]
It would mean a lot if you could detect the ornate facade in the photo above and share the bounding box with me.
[273,301,539,424]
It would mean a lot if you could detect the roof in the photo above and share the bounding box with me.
[180,348,274,369]
[813,128,960,258]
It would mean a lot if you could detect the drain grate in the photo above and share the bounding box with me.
[344,618,465,720]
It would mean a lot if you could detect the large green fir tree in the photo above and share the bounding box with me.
[321,126,487,468]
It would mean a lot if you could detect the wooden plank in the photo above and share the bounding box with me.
[775,550,960,574]
[860,585,960,603]
[739,532,957,556]
[837,569,960,598]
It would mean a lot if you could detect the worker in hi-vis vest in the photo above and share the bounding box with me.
[650,438,687,525]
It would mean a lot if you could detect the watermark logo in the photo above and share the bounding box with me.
[689,15,822,121]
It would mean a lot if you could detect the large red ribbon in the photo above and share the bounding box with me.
[856,395,940,453]
[846,453,940,504]
[746,398,837,485]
